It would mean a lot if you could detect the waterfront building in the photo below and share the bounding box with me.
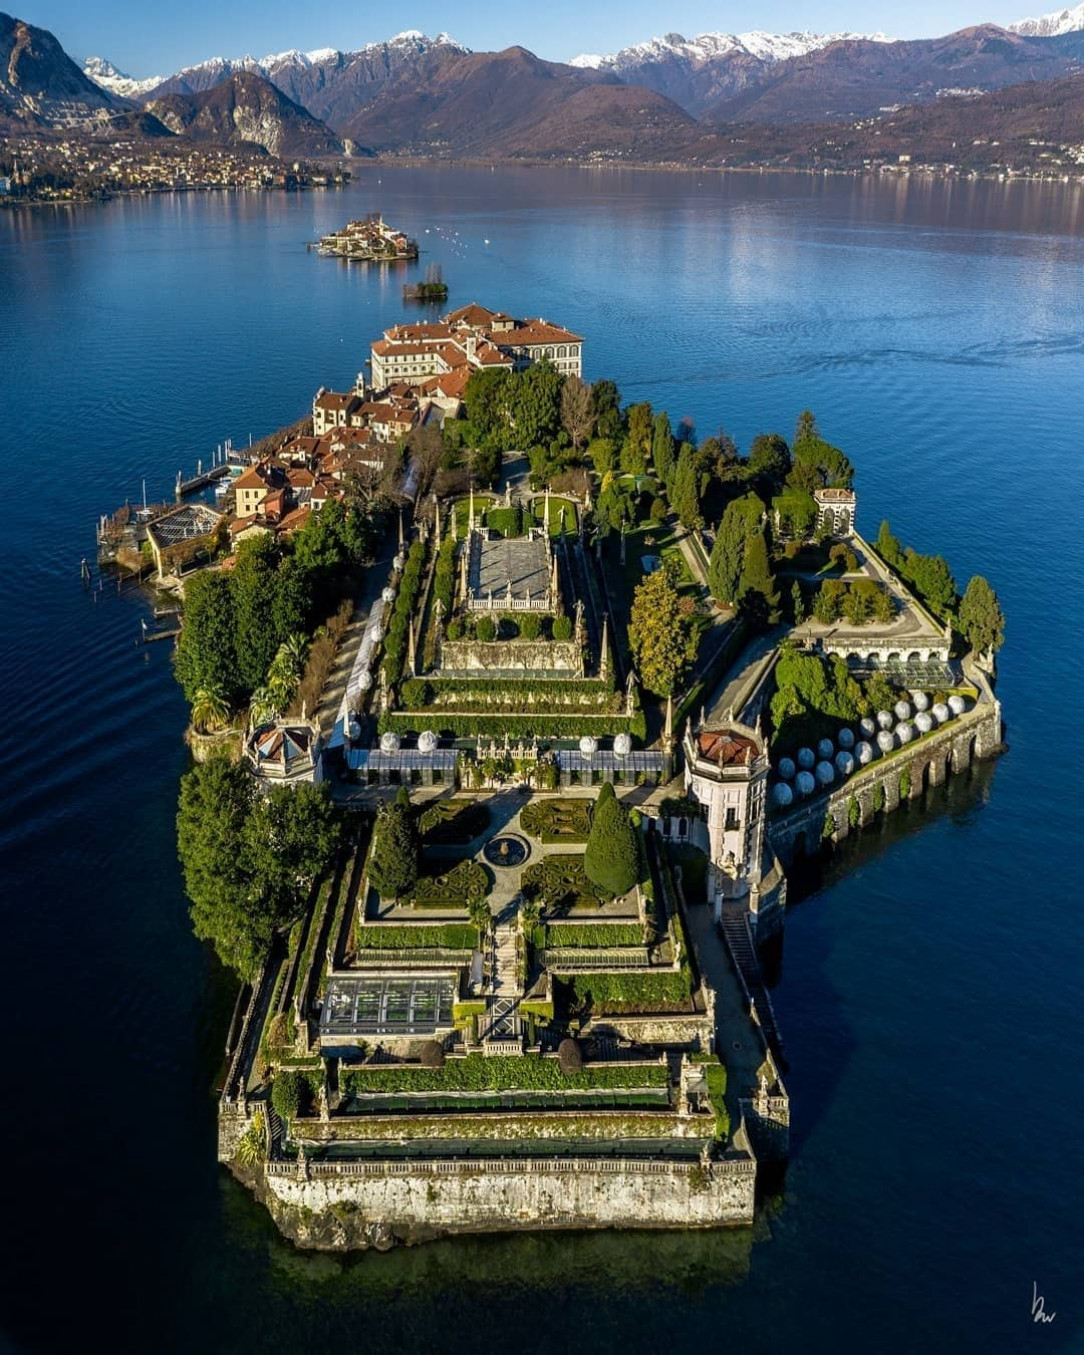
[312,388,361,435]
[814,487,857,537]
[681,718,783,931]
[369,304,583,389]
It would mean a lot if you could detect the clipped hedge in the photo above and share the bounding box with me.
[543,922,643,948]
[419,799,490,845]
[356,924,478,950]
[556,969,693,1015]
[520,798,593,843]
[522,854,605,911]
[411,858,490,908]
[342,1052,667,1093]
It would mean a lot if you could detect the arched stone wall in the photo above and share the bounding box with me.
[768,698,1000,865]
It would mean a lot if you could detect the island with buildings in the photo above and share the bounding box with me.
[314,213,419,262]
[132,299,1006,1251]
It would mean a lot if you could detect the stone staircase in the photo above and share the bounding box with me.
[719,909,786,1064]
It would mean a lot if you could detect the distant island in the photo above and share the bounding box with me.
[102,291,1007,1249]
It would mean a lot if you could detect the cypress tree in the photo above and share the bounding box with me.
[737,528,781,628]
[669,446,702,528]
[651,411,674,486]
[584,782,639,898]
[958,575,1006,657]
[371,786,420,899]
[708,493,763,605]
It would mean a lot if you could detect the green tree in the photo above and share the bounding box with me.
[875,519,903,569]
[177,757,263,980]
[773,487,818,539]
[621,402,653,475]
[244,783,340,925]
[813,580,847,624]
[748,433,791,493]
[769,648,867,749]
[508,362,563,449]
[191,683,231,733]
[590,379,623,443]
[707,492,763,606]
[583,782,639,898]
[629,564,699,697]
[958,575,1006,656]
[790,428,854,490]
[271,1071,302,1123]
[737,528,780,629]
[795,409,818,445]
[370,786,420,899]
[669,446,702,529]
[790,581,805,623]
[552,615,573,641]
[463,368,511,443]
[231,535,285,692]
[587,437,617,476]
[902,549,957,620]
[174,569,237,705]
[477,615,496,642]
[651,412,674,486]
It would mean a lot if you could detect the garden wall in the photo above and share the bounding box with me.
[440,639,583,675]
[259,1151,756,1249]
[768,692,1003,866]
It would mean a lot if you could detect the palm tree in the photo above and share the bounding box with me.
[282,632,309,676]
[191,683,231,733]
[249,686,280,727]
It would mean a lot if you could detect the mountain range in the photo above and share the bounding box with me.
[3,9,1084,171]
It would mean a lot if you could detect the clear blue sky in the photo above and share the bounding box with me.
[23,0,1051,76]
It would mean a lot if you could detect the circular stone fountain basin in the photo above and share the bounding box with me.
[483,834,530,868]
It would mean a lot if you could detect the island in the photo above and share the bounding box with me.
[314,213,419,262]
[144,301,1005,1250]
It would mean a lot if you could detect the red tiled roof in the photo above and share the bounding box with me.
[696,730,758,766]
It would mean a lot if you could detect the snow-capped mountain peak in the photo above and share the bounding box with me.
[82,55,163,98]
[1008,2,1084,36]
[571,28,892,72]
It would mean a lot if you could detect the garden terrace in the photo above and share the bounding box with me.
[341,1053,669,1093]
[403,677,621,715]
[342,1087,672,1115]
[555,969,695,1017]
[381,711,642,739]
[467,531,555,612]
[540,922,643,947]
[295,1116,706,1152]
[354,921,479,953]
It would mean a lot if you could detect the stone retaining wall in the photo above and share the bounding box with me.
[768,694,1002,865]
[260,1152,756,1248]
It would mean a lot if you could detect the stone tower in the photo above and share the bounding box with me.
[682,717,775,928]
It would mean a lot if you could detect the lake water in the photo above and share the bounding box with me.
[2,167,1083,1354]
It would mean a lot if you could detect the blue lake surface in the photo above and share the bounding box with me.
[2,167,1083,1353]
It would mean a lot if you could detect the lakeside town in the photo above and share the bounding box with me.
[106,301,1007,1249]
[0,130,352,204]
